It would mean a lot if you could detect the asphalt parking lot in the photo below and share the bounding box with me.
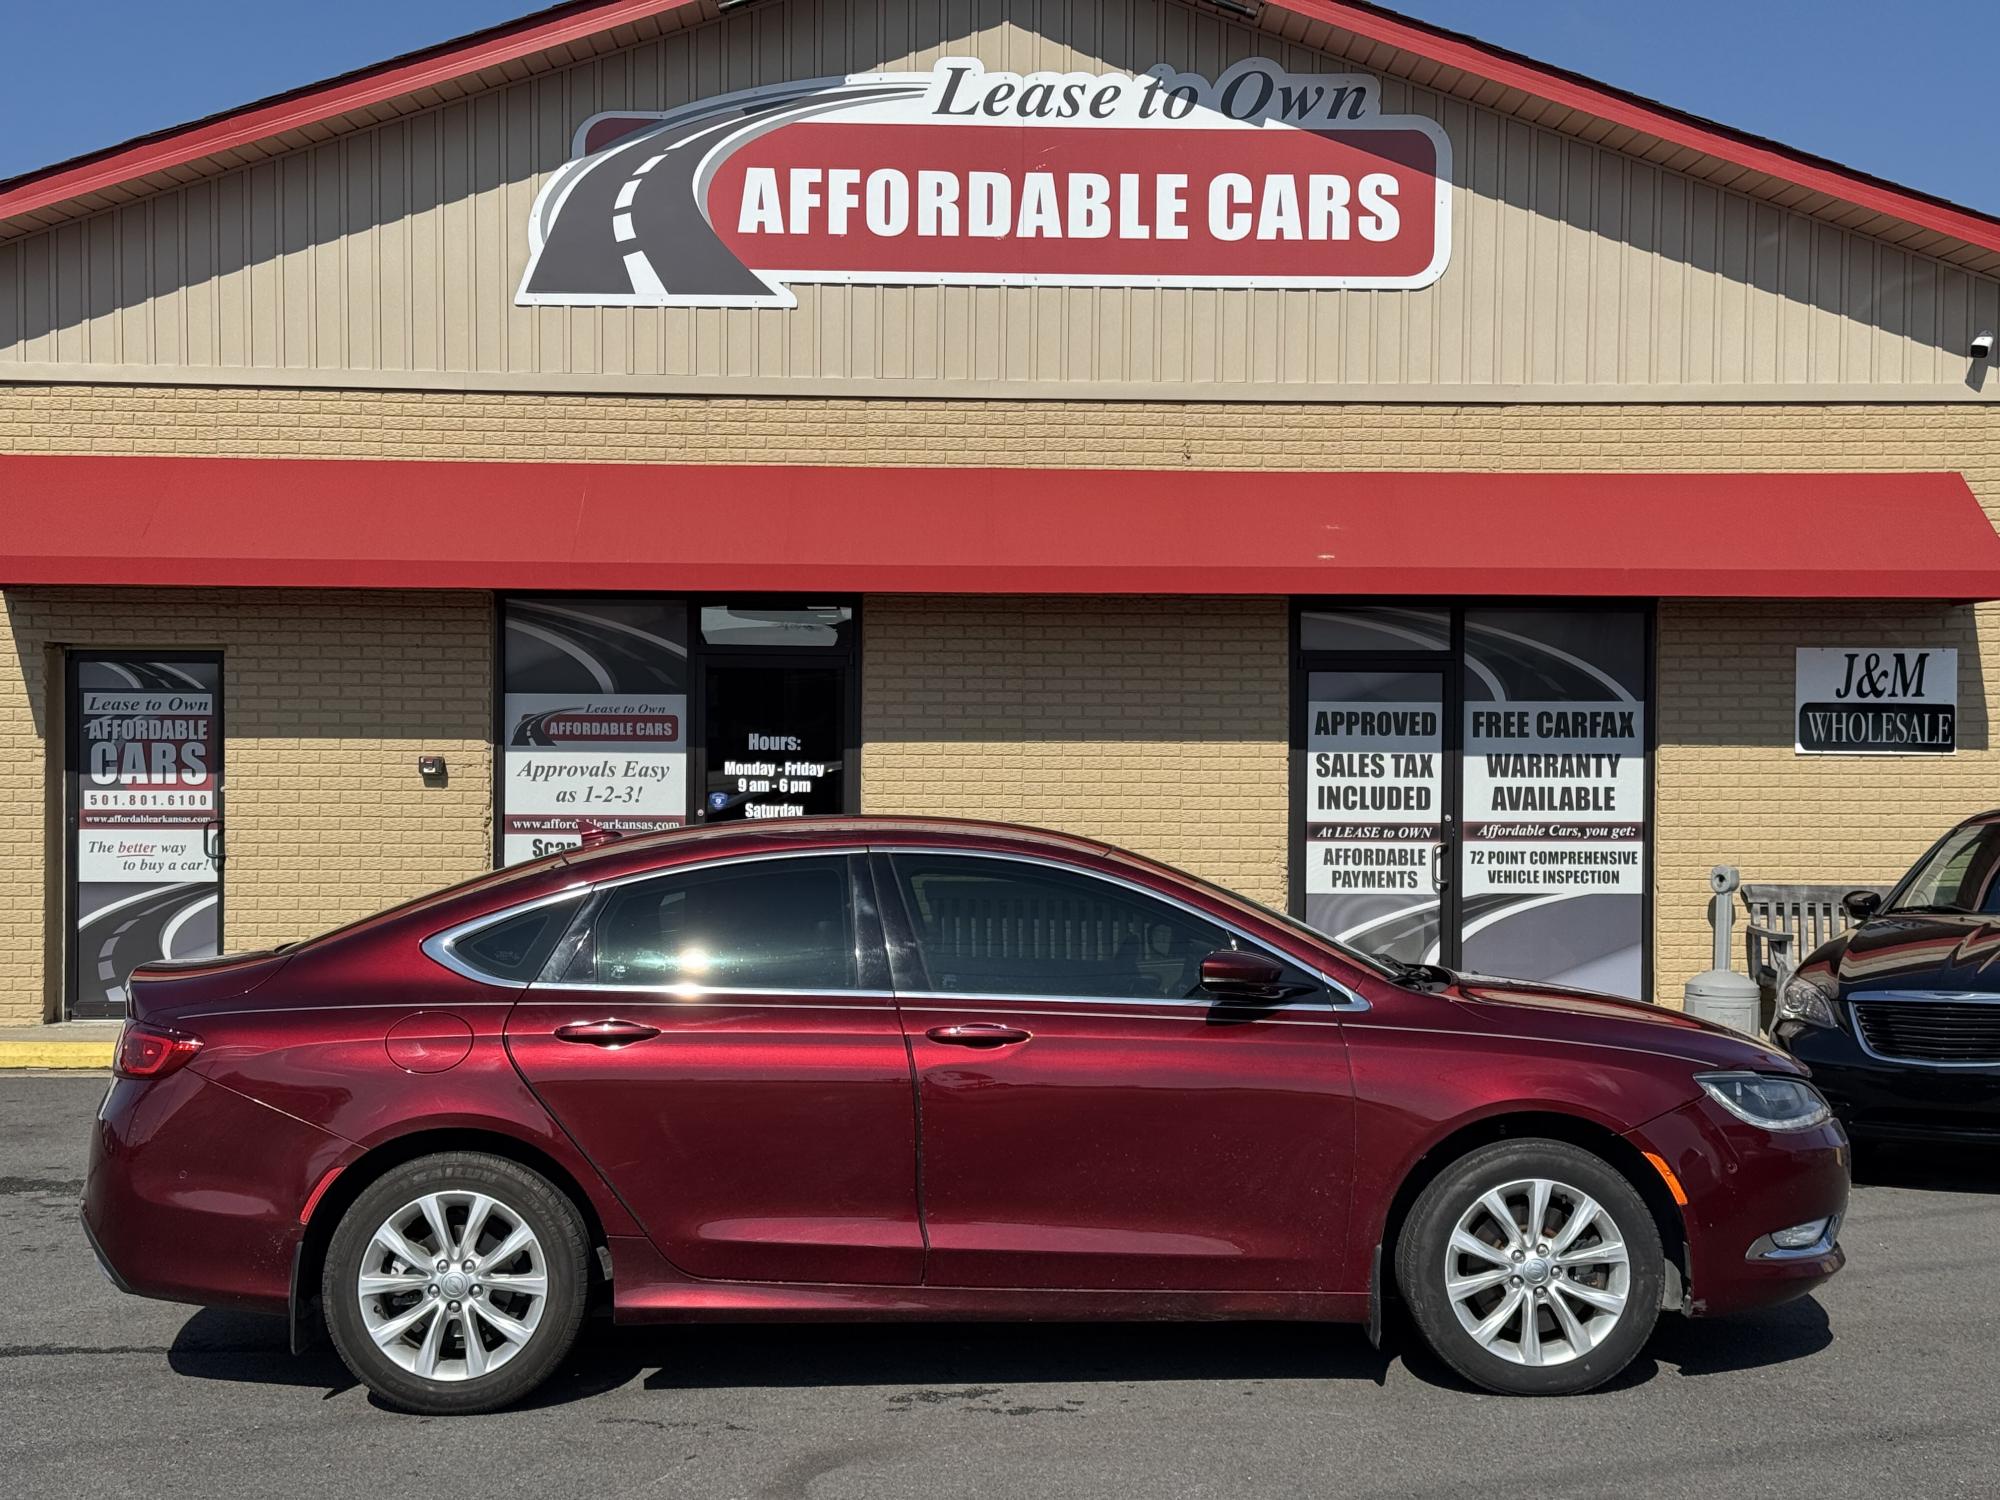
[4,1074,1996,1500]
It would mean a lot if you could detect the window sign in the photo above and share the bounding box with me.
[500,598,688,863]
[69,655,222,1019]
[1796,648,1957,755]
[1302,669,1446,967]
[702,665,847,822]
[1459,610,1647,997]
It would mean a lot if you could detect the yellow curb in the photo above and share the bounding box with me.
[0,1041,115,1070]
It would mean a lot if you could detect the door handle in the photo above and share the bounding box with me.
[924,1023,1032,1048]
[1431,842,1449,892]
[554,1019,661,1047]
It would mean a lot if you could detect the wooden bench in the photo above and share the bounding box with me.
[1740,882,1890,1003]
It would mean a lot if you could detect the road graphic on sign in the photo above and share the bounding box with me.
[519,81,928,306]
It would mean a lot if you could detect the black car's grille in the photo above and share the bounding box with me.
[1854,1000,2000,1065]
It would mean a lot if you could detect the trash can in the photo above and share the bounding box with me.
[1683,863,1763,1035]
[1683,968,1762,1035]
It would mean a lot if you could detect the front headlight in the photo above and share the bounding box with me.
[1775,973,1838,1029]
[1697,1071,1832,1132]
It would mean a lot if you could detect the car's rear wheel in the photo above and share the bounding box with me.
[322,1152,588,1414]
[1395,1138,1663,1395]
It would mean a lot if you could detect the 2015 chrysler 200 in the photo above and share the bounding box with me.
[85,818,1847,1413]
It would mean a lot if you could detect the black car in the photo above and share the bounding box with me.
[1773,812,2000,1142]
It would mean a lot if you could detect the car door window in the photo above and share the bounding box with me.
[570,856,858,990]
[889,853,1296,1000]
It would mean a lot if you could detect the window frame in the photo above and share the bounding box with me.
[430,846,1369,1008]
[871,847,1366,1011]
[422,886,591,989]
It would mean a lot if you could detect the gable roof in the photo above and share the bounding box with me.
[3,0,1997,274]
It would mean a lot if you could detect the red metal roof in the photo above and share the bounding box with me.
[4,455,1996,599]
[1,0,1997,260]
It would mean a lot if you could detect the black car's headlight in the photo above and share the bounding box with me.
[1775,973,1838,1029]
[1697,1071,1832,1132]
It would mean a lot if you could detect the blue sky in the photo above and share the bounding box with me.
[2,1,1995,212]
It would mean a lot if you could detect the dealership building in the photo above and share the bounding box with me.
[4,0,2000,1023]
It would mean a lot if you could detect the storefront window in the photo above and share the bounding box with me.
[1293,604,1652,998]
[1300,606,1449,653]
[498,596,858,863]
[700,604,853,648]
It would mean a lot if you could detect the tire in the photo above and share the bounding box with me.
[322,1152,589,1415]
[1394,1138,1663,1396]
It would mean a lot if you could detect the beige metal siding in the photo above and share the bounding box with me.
[4,0,1996,395]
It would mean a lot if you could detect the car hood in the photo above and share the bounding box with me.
[1823,911,2000,993]
[1445,973,1801,1072]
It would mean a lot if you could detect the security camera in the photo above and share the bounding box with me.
[1972,331,1995,360]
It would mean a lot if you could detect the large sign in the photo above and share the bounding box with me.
[518,59,1451,309]
[1796,647,1958,755]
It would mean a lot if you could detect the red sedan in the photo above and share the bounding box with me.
[85,818,1847,1413]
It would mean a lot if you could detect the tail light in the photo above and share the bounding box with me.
[114,1021,203,1080]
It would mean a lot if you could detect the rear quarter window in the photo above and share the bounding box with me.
[445,896,584,983]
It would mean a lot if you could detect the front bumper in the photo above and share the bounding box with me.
[1628,1094,1849,1319]
[1776,1018,2000,1143]
[83,1068,347,1314]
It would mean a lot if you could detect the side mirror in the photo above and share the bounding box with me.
[1200,948,1287,1002]
[1842,889,1882,922]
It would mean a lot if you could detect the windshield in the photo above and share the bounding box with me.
[1888,822,2000,914]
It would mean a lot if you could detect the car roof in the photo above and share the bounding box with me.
[551,815,1135,879]
[302,817,1172,958]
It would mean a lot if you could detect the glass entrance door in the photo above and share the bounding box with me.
[1300,665,1455,968]
[66,653,223,1019]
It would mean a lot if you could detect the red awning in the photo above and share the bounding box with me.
[3,455,1997,598]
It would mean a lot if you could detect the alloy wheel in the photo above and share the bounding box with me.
[356,1190,549,1382]
[1442,1176,1631,1367]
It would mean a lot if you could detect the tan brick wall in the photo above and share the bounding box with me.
[1654,600,1986,991]
[0,587,492,1024]
[5,382,1998,1005]
[861,597,1289,904]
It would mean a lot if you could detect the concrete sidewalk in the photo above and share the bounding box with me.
[0,1021,119,1069]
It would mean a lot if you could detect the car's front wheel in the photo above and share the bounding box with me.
[322,1151,589,1414]
[1395,1138,1664,1395]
